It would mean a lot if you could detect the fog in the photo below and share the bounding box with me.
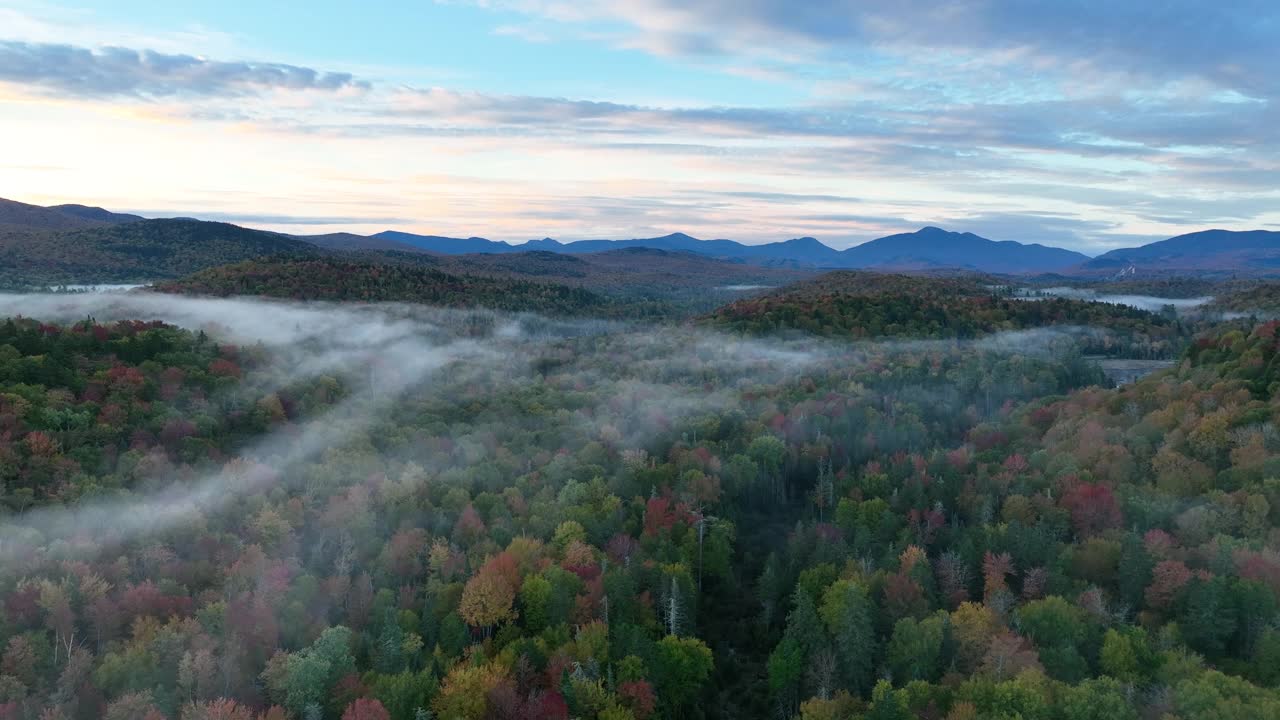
[1019,287,1213,312]
[0,291,1103,571]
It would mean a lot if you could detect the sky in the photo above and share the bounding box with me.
[0,1,1277,253]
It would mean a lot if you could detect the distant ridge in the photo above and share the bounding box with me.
[1078,229,1280,274]
[841,226,1090,274]
[361,227,1079,273]
[0,217,318,285]
[372,230,518,254]
[0,197,142,230]
[46,204,144,225]
[4,196,1280,278]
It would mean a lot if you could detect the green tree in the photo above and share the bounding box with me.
[283,626,355,716]
[652,635,713,719]
[865,680,910,720]
[518,574,552,633]
[819,580,877,694]
[1179,576,1238,659]
[885,612,947,683]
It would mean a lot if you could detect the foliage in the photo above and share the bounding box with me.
[2,295,1280,720]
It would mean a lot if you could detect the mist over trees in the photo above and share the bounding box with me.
[0,275,1278,720]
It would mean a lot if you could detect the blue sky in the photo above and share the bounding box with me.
[1,0,1277,252]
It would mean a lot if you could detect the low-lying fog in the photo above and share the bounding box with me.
[0,290,1115,567]
[1017,287,1213,312]
[1013,284,1213,310]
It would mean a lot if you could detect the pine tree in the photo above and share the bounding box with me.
[820,580,877,695]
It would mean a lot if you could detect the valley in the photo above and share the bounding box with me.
[1,196,1280,720]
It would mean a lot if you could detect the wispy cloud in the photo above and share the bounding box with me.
[0,40,369,98]
[480,1,1280,97]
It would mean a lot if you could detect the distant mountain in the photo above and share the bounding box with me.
[439,246,808,294]
[542,232,745,258]
[1080,229,1280,275]
[533,233,841,265]
[339,227,1088,273]
[741,236,843,263]
[46,204,144,225]
[301,231,425,253]
[0,197,144,231]
[372,230,519,254]
[13,195,1280,281]
[0,218,318,286]
[841,227,1090,274]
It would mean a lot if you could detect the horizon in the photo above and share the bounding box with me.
[24,192,1277,258]
[3,3,1279,253]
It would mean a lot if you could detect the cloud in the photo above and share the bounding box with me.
[488,1,1280,97]
[0,40,369,98]
[3,6,1278,252]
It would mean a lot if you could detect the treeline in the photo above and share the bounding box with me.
[1208,281,1280,317]
[152,259,623,318]
[707,272,1185,358]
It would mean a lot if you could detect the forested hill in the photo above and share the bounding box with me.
[0,219,319,286]
[152,258,616,316]
[705,271,1185,357]
[1207,281,1280,317]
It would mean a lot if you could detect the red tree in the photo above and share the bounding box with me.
[1146,560,1193,610]
[618,680,657,719]
[1062,482,1122,536]
[341,699,390,720]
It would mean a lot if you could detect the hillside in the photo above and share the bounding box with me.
[0,218,319,286]
[706,270,1185,356]
[1206,280,1280,316]
[150,251,804,318]
[1080,229,1280,275]
[330,246,810,315]
[151,257,615,316]
[439,247,807,296]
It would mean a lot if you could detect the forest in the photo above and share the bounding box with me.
[0,270,1278,720]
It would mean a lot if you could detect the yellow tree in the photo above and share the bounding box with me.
[459,572,515,635]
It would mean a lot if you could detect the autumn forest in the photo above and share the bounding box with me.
[1,265,1279,720]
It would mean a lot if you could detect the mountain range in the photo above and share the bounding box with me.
[1,196,1277,279]
[367,227,1087,273]
[371,225,1280,277]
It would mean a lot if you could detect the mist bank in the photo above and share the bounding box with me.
[1017,286,1213,313]
[0,292,1113,570]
